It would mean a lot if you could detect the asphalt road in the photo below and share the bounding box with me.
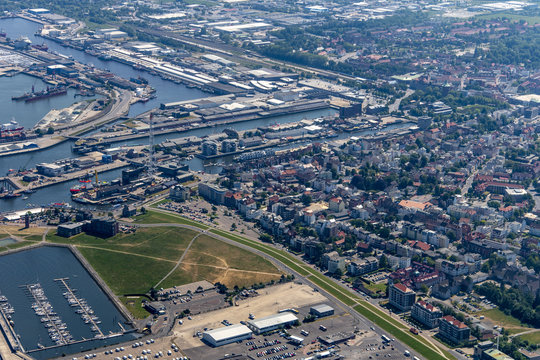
[123,217,422,359]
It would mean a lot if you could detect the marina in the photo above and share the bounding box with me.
[26,283,73,346]
[0,246,137,360]
[57,278,104,337]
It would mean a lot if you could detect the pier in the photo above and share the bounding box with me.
[23,283,72,346]
[55,277,104,338]
[0,159,131,197]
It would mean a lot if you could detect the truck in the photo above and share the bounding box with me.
[381,335,391,343]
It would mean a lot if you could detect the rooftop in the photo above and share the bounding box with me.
[203,324,252,342]
[441,315,468,329]
[247,312,298,329]
[393,283,414,293]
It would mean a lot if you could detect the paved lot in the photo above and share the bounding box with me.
[173,283,327,349]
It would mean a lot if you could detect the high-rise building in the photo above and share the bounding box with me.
[389,283,416,311]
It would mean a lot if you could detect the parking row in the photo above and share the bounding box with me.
[256,345,288,357]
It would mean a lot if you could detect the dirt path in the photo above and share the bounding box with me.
[76,245,176,263]
[181,261,282,276]
[154,231,206,288]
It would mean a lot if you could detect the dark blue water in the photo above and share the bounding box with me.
[0,74,97,130]
[0,246,136,360]
[0,17,207,117]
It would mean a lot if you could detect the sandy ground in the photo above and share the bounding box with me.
[173,283,327,349]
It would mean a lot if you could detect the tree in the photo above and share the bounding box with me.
[301,194,312,206]
[379,255,389,269]
[47,127,55,134]
[259,233,273,243]
[149,287,158,300]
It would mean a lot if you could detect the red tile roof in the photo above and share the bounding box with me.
[442,315,468,329]
[417,300,438,313]
[393,283,414,293]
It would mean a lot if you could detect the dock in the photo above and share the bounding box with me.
[1,159,130,196]
[23,283,72,346]
[54,277,104,338]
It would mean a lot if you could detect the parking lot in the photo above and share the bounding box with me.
[178,288,409,360]
[62,337,191,360]
[157,199,260,239]
[161,289,228,316]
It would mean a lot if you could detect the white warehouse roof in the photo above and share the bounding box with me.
[311,304,334,313]
[248,313,298,330]
[203,324,252,343]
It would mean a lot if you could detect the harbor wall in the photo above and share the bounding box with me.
[0,243,136,329]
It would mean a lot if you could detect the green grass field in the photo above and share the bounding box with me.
[45,220,282,317]
[120,296,151,319]
[364,282,387,294]
[517,330,540,344]
[186,235,279,273]
[78,247,173,294]
[479,308,530,329]
[48,227,196,261]
[134,211,209,230]
[475,12,540,25]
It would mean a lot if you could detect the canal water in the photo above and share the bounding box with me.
[0,74,96,130]
[0,17,207,117]
[0,246,136,360]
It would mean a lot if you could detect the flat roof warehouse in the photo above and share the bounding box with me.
[247,312,299,334]
[202,324,253,347]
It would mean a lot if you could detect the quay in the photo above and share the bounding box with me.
[1,160,131,196]
[76,99,331,146]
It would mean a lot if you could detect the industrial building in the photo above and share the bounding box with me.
[247,313,299,334]
[310,304,335,318]
[202,324,253,347]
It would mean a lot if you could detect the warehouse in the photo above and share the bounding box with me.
[310,304,335,318]
[247,313,299,334]
[202,324,253,347]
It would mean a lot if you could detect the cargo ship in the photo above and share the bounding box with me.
[12,85,67,102]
